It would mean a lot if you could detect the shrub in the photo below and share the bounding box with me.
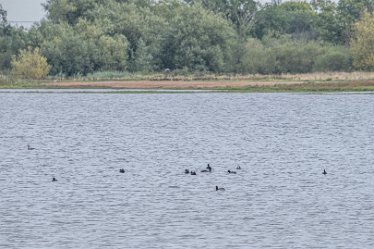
[271,41,324,73]
[314,47,352,72]
[11,47,50,79]
[238,39,277,74]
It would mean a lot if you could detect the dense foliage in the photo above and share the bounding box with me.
[351,13,374,70]
[0,0,373,78]
[11,47,50,79]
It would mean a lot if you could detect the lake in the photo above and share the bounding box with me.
[1,91,374,248]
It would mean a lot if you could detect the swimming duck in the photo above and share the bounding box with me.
[216,186,225,191]
[206,164,212,172]
[119,169,125,173]
[52,177,57,182]
[185,169,190,174]
[27,145,35,150]
[236,166,241,170]
[228,170,237,174]
[323,169,327,175]
[190,171,197,175]
[200,167,212,173]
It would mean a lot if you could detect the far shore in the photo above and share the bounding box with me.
[1,72,374,92]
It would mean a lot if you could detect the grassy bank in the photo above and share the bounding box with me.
[1,72,374,92]
[214,79,374,92]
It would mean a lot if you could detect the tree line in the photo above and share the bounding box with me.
[0,0,373,79]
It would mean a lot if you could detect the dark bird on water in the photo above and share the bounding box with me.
[228,170,237,174]
[119,169,125,173]
[52,177,57,182]
[207,164,212,172]
[236,166,241,170]
[190,171,197,175]
[323,169,327,175]
[27,145,35,150]
[184,169,190,174]
[216,186,225,191]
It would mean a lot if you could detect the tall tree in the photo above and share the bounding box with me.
[337,0,374,44]
[351,13,374,70]
[311,0,344,44]
[188,0,258,41]
[159,3,236,71]
[254,1,317,40]
[0,5,28,72]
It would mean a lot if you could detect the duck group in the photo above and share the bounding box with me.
[27,141,328,190]
[184,164,243,191]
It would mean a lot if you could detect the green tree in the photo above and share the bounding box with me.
[189,0,257,41]
[0,5,28,72]
[132,38,153,72]
[351,13,374,70]
[43,0,100,25]
[337,0,374,44]
[0,4,11,71]
[40,21,129,76]
[11,47,50,79]
[311,0,344,44]
[254,2,317,40]
[159,3,236,72]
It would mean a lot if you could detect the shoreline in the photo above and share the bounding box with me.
[1,72,374,92]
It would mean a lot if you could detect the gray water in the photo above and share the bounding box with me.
[1,92,374,249]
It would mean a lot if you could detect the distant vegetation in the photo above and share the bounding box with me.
[0,0,373,80]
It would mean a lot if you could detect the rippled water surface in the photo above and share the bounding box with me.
[1,92,374,249]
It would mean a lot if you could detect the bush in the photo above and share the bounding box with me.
[234,39,354,74]
[314,47,352,72]
[236,39,276,74]
[11,47,50,79]
[270,41,324,73]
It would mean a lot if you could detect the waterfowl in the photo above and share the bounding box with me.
[228,170,237,174]
[201,169,209,173]
[216,186,225,191]
[52,177,57,182]
[206,164,212,172]
[323,169,327,175]
[190,171,197,175]
[27,145,35,150]
[236,166,241,170]
[119,169,125,173]
[184,169,190,174]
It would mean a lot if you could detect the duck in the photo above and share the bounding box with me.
[184,169,190,174]
[206,164,212,172]
[52,177,57,182]
[216,186,225,191]
[323,169,327,175]
[27,145,35,150]
[236,166,241,170]
[228,170,237,174]
[190,171,197,175]
[119,169,125,173]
